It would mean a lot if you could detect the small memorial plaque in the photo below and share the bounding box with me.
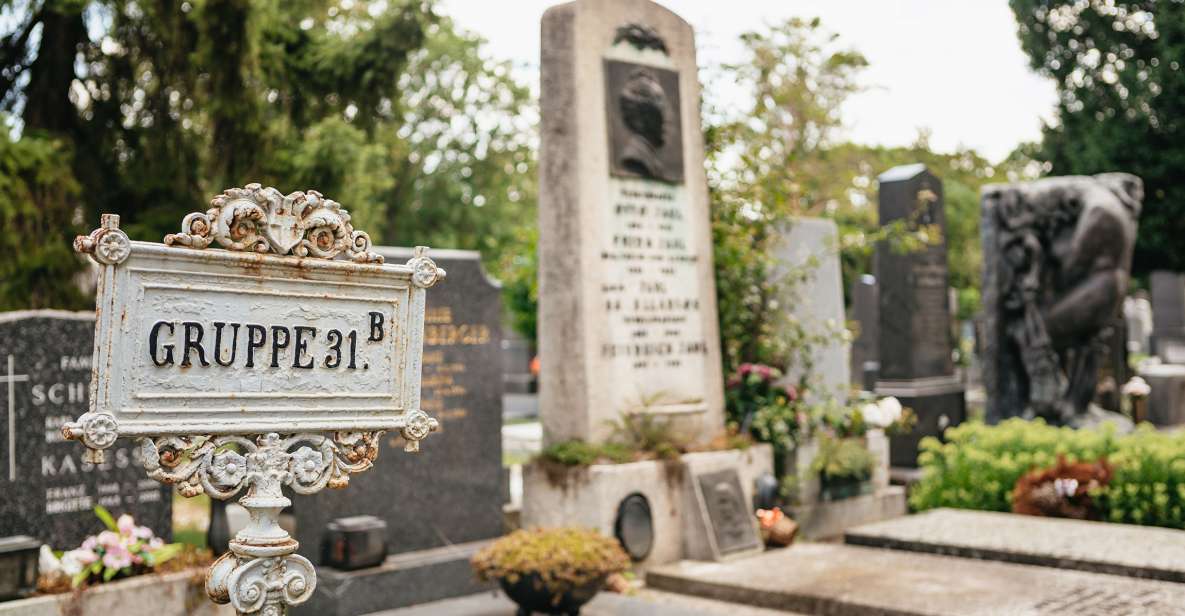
[694,469,761,557]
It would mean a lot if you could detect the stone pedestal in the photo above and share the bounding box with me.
[521,446,773,568]
[877,377,966,467]
[1140,364,1185,426]
[1152,271,1185,363]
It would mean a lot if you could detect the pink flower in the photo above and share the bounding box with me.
[97,531,120,549]
[102,545,133,570]
[756,364,772,379]
[784,384,799,402]
[738,363,754,376]
[149,537,164,549]
[134,525,154,540]
[117,514,136,536]
[81,536,98,551]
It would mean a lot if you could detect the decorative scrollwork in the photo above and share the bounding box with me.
[164,183,384,263]
[137,430,388,499]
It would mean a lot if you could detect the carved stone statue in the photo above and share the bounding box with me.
[981,173,1142,426]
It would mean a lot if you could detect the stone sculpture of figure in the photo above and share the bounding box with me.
[617,67,669,181]
[982,173,1142,426]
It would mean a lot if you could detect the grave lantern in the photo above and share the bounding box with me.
[64,184,443,615]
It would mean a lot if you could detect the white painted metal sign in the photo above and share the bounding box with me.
[63,184,444,616]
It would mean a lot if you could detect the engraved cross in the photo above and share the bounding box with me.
[1,355,29,481]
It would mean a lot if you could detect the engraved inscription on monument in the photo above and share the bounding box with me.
[600,32,707,416]
[695,469,762,557]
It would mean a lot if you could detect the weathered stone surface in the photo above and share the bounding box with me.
[648,542,1185,615]
[522,446,773,568]
[846,508,1185,583]
[0,568,232,616]
[294,249,503,566]
[788,486,906,540]
[981,173,1142,424]
[538,0,724,446]
[772,218,850,401]
[0,310,171,550]
[374,588,797,616]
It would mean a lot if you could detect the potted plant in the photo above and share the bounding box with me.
[472,527,629,615]
[811,434,876,501]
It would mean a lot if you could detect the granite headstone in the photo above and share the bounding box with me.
[538,0,725,447]
[0,311,171,549]
[1151,271,1185,363]
[874,164,966,467]
[849,275,879,391]
[772,218,850,402]
[294,248,503,565]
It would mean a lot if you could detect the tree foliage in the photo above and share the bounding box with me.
[706,18,1006,374]
[0,0,536,310]
[1010,0,1185,275]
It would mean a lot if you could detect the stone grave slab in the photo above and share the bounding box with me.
[849,274,878,390]
[538,0,725,447]
[772,217,850,401]
[845,507,1185,582]
[648,542,1185,616]
[0,310,171,550]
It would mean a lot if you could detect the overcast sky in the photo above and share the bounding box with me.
[437,0,1058,163]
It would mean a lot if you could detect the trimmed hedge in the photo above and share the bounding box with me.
[911,419,1185,528]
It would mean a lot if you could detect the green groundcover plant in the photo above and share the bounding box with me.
[912,419,1185,528]
[471,528,629,595]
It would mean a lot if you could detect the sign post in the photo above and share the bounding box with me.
[63,184,444,615]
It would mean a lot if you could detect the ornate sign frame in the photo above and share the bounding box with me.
[64,184,443,615]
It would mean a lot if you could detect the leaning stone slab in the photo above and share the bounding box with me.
[845,508,1185,583]
[647,542,1185,615]
[0,569,232,616]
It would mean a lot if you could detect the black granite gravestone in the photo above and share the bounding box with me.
[1151,271,1185,364]
[874,165,966,467]
[293,248,502,615]
[0,311,172,550]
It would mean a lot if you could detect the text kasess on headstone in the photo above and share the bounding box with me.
[145,312,390,370]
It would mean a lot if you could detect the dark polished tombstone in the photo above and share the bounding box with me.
[874,165,966,467]
[0,311,171,550]
[981,173,1142,426]
[1151,271,1185,364]
[293,248,502,616]
[849,274,879,391]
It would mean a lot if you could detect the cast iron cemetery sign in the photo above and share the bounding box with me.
[64,184,443,615]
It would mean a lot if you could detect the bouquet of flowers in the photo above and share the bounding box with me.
[40,506,183,588]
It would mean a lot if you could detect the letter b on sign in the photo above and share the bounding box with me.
[369,312,385,342]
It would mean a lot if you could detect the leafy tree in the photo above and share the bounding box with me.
[1010,0,1185,275]
[0,1,536,310]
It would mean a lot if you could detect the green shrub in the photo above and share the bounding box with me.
[911,419,1185,529]
[811,434,876,482]
[471,527,629,594]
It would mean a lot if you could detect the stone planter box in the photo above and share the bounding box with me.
[0,569,232,616]
[522,445,774,568]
